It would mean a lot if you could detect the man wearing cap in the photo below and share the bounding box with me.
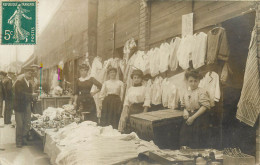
[14,67,36,148]
[0,71,6,118]
[3,71,16,124]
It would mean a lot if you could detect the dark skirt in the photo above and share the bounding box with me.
[125,103,144,134]
[101,94,122,129]
[179,111,210,149]
[77,94,97,122]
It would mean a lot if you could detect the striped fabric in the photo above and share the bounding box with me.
[236,27,260,127]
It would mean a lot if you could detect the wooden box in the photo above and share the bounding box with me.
[130,109,183,149]
[223,155,255,165]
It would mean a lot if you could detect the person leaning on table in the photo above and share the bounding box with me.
[118,69,150,133]
[14,67,37,148]
[179,69,211,149]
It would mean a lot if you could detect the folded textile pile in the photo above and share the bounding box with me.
[48,121,159,165]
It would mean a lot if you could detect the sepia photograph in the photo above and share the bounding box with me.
[0,0,259,164]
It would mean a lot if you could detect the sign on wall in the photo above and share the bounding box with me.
[182,13,193,38]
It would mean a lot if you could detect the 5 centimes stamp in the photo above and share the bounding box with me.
[1,1,36,45]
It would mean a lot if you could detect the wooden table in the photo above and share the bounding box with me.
[130,109,183,149]
[40,96,71,111]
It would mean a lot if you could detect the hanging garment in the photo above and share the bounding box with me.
[177,35,195,70]
[161,78,179,109]
[169,37,181,71]
[133,51,150,75]
[90,57,103,118]
[192,32,207,69]
[124,53,138,90]
[236,27,260,127]
[161,79,170,108]
[143,52,150,75]
[167,83,179,109]
[151,76,163,105]
[133,51,146,72]
[149,48,160,77]
[159,42,171,73]
[206,27,230,64]
[220,62,233,85]
[199,72,220,107]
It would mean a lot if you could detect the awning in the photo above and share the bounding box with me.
[22,54,36,68]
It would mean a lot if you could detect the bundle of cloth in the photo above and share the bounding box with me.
[48,121,159,165]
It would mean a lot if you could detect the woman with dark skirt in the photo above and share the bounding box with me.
[73,62,102,122]
[118,69,150,133]
[179,69,211,149]
[99,67,124,129]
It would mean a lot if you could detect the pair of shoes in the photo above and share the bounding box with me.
[16,143,22,148]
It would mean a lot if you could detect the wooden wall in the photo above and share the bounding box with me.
[149,1,255,48]
[36,0,89,68]
[97,0,139,60]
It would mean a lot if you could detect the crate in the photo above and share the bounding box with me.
[130,109,183,149]
[223,155,255,165]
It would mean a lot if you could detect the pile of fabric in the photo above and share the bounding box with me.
[45,121,159,165]
[31,105,78,134]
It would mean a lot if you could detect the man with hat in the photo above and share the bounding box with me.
[0,71,6,118]
[14,67,36,148]
[3,70,16,124]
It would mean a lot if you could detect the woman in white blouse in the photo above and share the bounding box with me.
[118,69,150,133]
[99,67,124,129]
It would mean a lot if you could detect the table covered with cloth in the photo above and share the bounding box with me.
[43,121,159,165]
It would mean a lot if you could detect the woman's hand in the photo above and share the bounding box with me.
[186,116,195,125]
[183,109,189,119]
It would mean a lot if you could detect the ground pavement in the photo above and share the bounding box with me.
[0,116,50,165]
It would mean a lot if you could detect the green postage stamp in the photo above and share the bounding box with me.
[1,1,36,45]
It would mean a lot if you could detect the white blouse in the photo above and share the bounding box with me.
[123,86,150,107]
[99,80,124,101]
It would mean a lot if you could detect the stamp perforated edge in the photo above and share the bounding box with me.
[0,0,38,45]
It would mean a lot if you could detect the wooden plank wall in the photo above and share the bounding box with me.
[149,1,255,49]
[36,0,89,68]
[97,0,139,60]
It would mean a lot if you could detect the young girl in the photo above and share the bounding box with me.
[179,69,211,149]
[118,69,150,133]
[99,67,124,129]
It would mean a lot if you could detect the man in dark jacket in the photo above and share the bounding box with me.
[3,71,15,124]
[0,71,6,118]
[14,68,35,148]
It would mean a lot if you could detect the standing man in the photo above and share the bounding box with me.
[4,71,15,124]
[0,71,6,118]
[14,68,35,148]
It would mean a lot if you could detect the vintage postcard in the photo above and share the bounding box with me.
[0,0,259,165]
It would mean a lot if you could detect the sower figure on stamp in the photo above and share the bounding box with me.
[14,67,37,148]
[3,70,16,124]
[0,71,6,118]
[8,4,32,43]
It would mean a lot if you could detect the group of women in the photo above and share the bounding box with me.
[73,61,211,149]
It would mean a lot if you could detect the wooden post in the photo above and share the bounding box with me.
[256,3,260,164]
[88,0,98,58]
[138,0,150,51]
